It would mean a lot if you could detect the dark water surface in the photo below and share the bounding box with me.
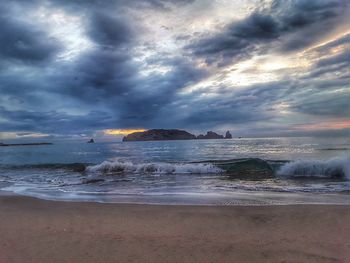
[1,137,350,205]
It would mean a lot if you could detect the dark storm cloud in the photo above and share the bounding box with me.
[186,13,278,66]
[49,8,139,102]
[22,2,207,131]
[87,11,133,47]
[53,51,208,127]
[50,6,207,128]
[0,75,47,110]
[115,57,208,126]
[0,13,61,65]
[55,49,138,102]
[186,0,349,66]
[1,50,207,133]
[160,80,294,129]
[0,0,206,135]
[0,106,114,134]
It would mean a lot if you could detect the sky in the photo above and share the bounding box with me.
[0,0,349,141]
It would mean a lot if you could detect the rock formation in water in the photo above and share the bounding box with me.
[225,131,232,139]
[197,131,224,139]
[123,129,196,141]
[122,129,235,141]
[87,139,95,143]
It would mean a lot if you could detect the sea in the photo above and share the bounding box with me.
[1,137,350,205]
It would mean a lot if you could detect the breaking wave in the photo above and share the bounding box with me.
[4,156,350,180]
[86,160,224,175]
[277,155,350,179]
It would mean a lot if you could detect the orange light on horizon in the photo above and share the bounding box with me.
[104,129,147,135]
[296,119,350,131]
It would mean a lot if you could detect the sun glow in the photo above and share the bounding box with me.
[307,31,350,52]
[104,129,146,135]
[296,119,350,131]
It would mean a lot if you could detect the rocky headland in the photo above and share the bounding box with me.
[197,131,224,139]
[122,129,196,141]
[123,129,232,141]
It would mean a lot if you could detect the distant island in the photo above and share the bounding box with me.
[0,142,53,147]
[122,129,232,141]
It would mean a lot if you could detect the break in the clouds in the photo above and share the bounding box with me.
[0,0,349,140]
[186,0,349,65]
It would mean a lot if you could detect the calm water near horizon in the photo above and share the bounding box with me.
[1,137,350,205]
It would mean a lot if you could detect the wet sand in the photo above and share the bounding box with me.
[0,195,349,263]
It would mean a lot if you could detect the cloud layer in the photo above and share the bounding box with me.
[0,0,349,139]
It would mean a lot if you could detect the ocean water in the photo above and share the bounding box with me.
[1,137,350,205]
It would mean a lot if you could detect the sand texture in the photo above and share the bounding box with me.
[0,196,349,263]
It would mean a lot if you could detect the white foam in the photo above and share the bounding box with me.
[86,160,223,175]
[277,155,350,179]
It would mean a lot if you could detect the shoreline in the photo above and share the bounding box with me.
[3,188,350,206]
[0,195,349,262]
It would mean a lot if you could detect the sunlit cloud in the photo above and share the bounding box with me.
[30,6,93,61]
[104,129,146,135]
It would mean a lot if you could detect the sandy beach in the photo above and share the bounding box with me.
[0,196,348,262]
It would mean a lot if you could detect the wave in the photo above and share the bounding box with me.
[86,160,223,175]
[0,158,285,179]
[3,156,349,181]
[198,158,281,179]
[277,155,350,179]
[0,159,278,178]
